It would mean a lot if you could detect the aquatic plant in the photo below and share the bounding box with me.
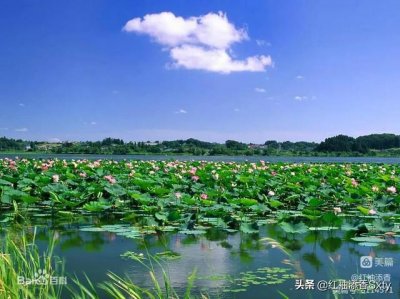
[0,228,208,299]
[1,158,400,244]
[0,228,64,299]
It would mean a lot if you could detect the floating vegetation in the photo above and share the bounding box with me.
[155,250,182,260]
[351,236,386,243]
[199,266,299,293]
[80,224,142,239]
[121,250,146,261]
[178,229,207,235]
[0,158,399,245]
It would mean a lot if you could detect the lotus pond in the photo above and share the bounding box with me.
[1,158,400,298]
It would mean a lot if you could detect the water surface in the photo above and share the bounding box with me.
[2,216,399,299]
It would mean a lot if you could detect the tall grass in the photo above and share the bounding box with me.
[70,252,208,299]
[0,227,208,299]
[0,227,64,299]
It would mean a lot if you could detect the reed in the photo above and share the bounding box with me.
[1,228,208,299]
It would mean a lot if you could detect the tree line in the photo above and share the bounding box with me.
[0,133,400,156]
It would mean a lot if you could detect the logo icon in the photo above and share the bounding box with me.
[17,268,67,286]
[360,256,373,268]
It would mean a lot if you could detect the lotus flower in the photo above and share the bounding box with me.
[333,207,342,214]
[351,178,358,187]
[52,174,59,183]
[104,175,116,184]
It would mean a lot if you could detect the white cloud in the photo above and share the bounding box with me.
[175,109,187,114]
[294,96,308,101]
[295,75,304,79]
[18,103,25,107]
[90,121,97,125]
[123,12,272,74]
[15,128,28,132]
[170,45,271,73]
[234,108,240,112]
[123,11,246,49]
[254,87,266,93]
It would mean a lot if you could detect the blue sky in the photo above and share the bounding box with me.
[0,0,399,143]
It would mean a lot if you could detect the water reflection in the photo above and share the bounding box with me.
[1,216,400,299]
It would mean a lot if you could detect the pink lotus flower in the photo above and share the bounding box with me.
[79,172,87,178]
[200,193,208,200]
[268,191,275,196]
[52,174,59,183]
[192,175,199,182]
[175,192,182,199]
[8,161,17,171]
[387,186,397,194]
[104,175,116,184]
[351,178,358,187]
[271,171,277,176]
[368,209,377,215]
[189,167,197,175]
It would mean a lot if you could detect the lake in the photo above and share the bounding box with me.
[2,214,399,299]
[1,157,400,298]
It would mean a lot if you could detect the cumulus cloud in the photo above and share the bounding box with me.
[123,12,272,74]
[254,87,266,93]
[170,46,271,73]
[18,103,25,107]
[123,11,246,49]
[90,121,97,125]
[295,75,304,80]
